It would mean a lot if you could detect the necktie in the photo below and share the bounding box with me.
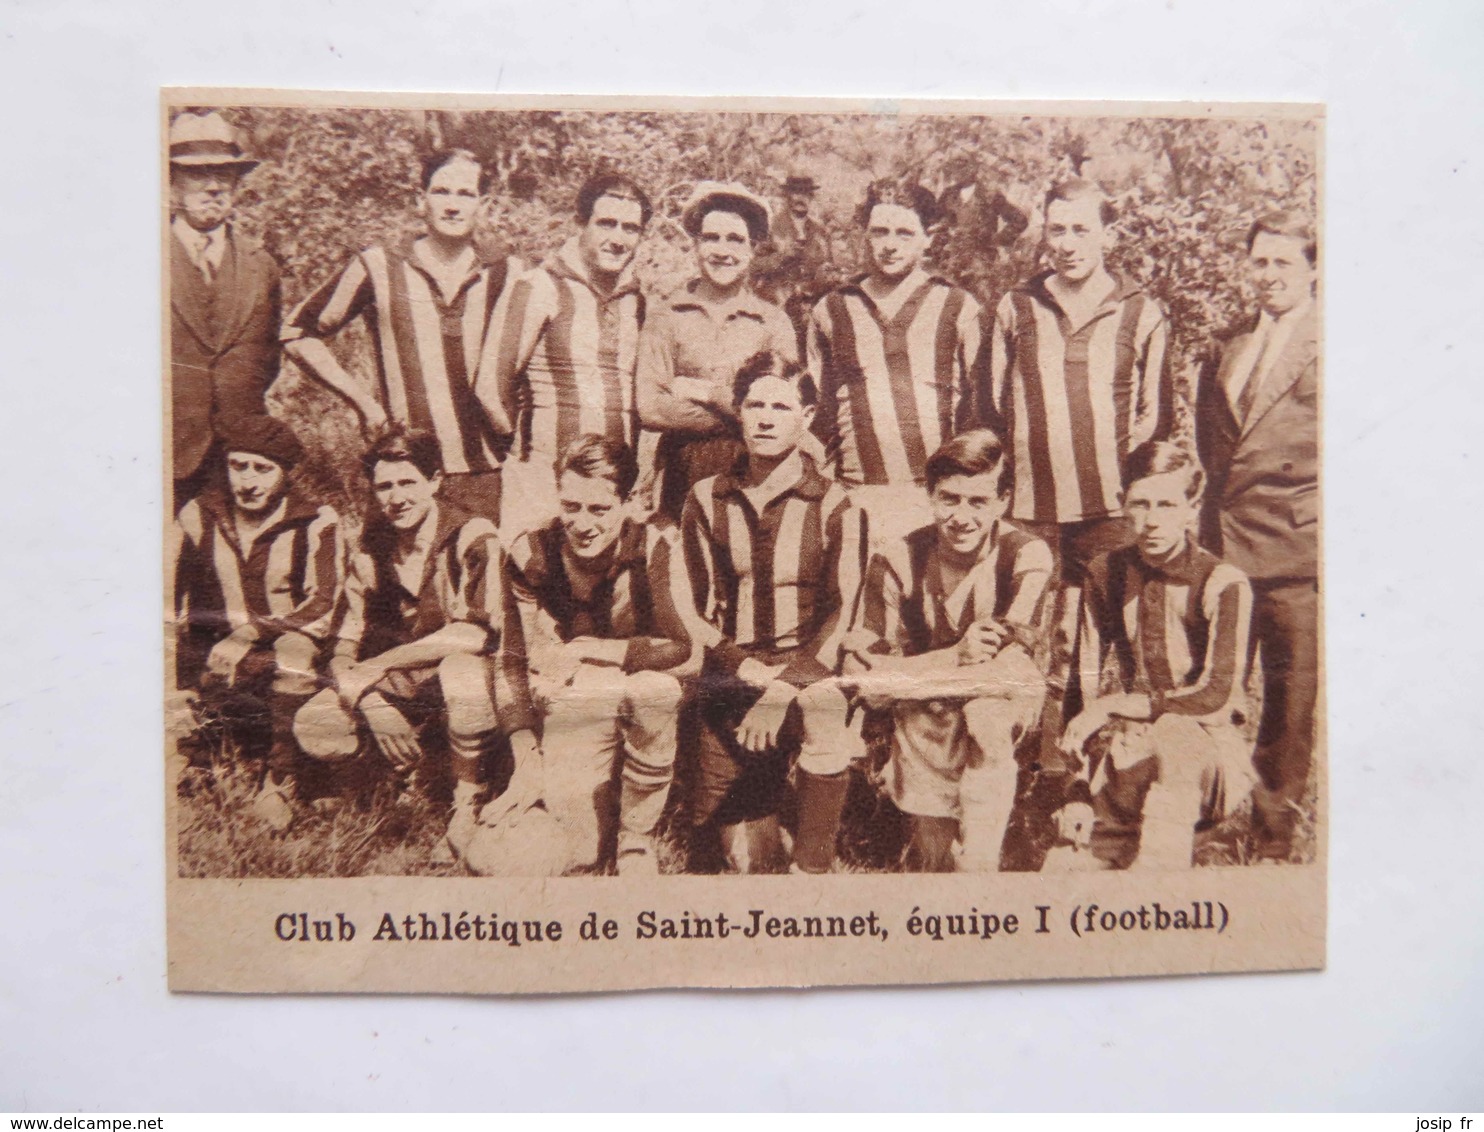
[196,229,219,285]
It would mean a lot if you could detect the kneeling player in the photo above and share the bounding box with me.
[842,430,1051,872]
[294,428,532,858]
[1055,441,1257,870]
[679,351,867,874]
[171,415,343,829]
[494,435,691,875]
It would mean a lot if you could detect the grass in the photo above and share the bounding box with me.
[175,722,1317,877]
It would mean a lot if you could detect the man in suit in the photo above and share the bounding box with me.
[168,111,282,509]
[1195,210,1319,860]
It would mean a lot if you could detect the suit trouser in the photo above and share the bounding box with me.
[535,666,683,873]
[1249,578,1320,847]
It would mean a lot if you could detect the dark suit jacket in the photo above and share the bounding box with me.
[169,225,282,482]
[1195,306,1319,583]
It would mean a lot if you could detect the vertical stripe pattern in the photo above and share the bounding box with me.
[284,245,517,475]
[989,276,1170,523]
[807,277,982,487]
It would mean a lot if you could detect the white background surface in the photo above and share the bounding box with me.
[1,0,1481,1112]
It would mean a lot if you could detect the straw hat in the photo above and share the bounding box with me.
[168,111,260,172]
[681,181,772,243]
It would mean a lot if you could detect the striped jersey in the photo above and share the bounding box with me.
[336,502,531,733]
[858,520,1052,658]
[476,237,644,464]
[336,503,503,658]
[984,273,1170,524]
[680,452,867,688]
[806,273,983,487]
[282,238,520,476]
[500,517,691,722]
[172,490,344,682]
[1071,540,1253,724]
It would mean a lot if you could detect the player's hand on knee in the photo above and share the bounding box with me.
[363,695,422,770]
[1059,705,1109,757]
[735,681,793,753]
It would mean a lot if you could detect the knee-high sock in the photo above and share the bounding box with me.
[793,769,850,874]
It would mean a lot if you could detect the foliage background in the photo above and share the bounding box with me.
[184,104,1318,506]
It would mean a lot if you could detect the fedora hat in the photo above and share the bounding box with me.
[169,111,260,172]
[783,174,820,195]
[681,181,772,243]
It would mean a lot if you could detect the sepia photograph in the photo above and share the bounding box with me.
[163,90,1325,993]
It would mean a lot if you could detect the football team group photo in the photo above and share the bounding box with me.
[164,98,1322,880]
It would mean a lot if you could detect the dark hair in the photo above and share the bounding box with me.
[576,173,653,226]
[1044,179,1117,227]
[924,429,1007,495]
[419,148,493,196]
[362,426,442,481]
[1124,440,1204,502]
[732,350,818,409]
[557,434,639,500]
[1247,210,1317,266]
[686,194,770,243]
[857,178,939,230]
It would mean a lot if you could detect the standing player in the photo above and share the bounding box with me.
[635,181,797,521]
[477,173,651,538]
[679,351,867,874]
[293,428,533,858]
[282,148,519,524]
[1055,442,1256,871]
[807,179,984,546]
[842,430,1052,872]
[487,435,692,874]
[171,416,343,831]
[1195,211,1320,860]
[982,179,1171,760]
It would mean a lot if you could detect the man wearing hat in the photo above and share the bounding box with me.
[168,111,282,510]
[170,415,344,832]
[635,181,798,520]
[753,174,834,348]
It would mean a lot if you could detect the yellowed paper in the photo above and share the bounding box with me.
[164,89,1325,993]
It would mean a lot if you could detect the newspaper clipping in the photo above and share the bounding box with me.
[163,89,1325,993]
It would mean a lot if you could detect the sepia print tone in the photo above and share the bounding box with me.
[164,90,1324,993]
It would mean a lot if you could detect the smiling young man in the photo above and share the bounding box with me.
[1054,441,1256,871]
[983,179,1172,775]
[477,173,652,539]
[635,182,798,521]
[679,351,867,874]
[283,149,520,525]
[293,428,532,859]
[168,112,282,510]
[170,415,342,829]
[486,435,692,874]
[807,179,984,547]
[1195,211,1320,860]
[841,430,1052,872]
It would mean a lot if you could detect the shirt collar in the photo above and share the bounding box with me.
[549,236,640,299]
[389,232,489,295]
[1021,269,1143,311]
[173,215,224,253]
[1141,534,1205,584]
[713,449,829,506]
[668,279,769,321]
